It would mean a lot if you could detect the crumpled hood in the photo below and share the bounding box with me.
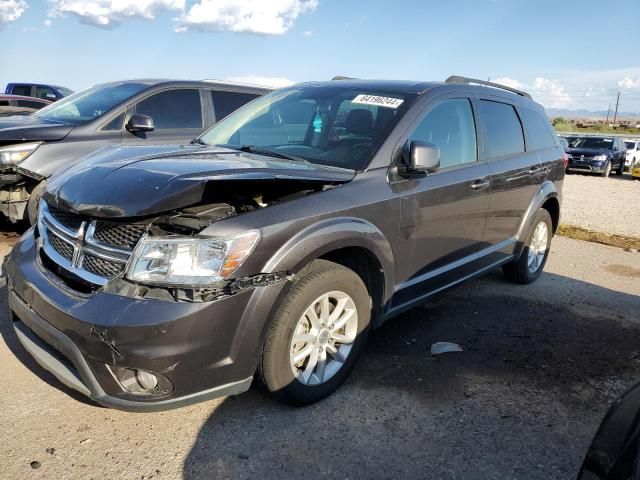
[44,144,355,218]
[0,116,73,143]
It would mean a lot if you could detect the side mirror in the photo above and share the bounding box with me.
[45,93,57,101]
[126,114,154,133]
[404,140,440,174]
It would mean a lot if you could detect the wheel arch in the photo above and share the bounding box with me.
[513,181,560,259]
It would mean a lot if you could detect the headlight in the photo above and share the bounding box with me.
[126,231,260,286]
[0,142,40,165]
[593,154,607,161]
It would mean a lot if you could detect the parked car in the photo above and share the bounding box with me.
[6,76,564,411]
[5,83,73,102]
[624,139,640,171]
[566,136,627,176]
[0,94,51,117]
[0,79,270,224]
[578,380,640,479]
[558,136,569,149]
[632,162,640,180]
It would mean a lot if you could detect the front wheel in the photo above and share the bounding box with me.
[503,209,553,284]
[259,260,371,405]
[600,162,612,177]
[616,162,624,176]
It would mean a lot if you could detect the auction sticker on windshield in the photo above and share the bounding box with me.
[352,94,404,109]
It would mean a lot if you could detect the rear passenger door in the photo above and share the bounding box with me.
[124,88,206,144]
[391,95,491,305]
[480,98,543,246]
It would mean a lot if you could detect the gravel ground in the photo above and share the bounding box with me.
[1,235,639,480]
[562,172,640,238]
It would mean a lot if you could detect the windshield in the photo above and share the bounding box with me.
[199,86,416,170]
[571,137,614,150]
[33,82,148,125]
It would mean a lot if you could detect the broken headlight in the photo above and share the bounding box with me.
[126,231,260,287]
[0,142,40,165]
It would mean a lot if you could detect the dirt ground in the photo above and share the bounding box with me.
[1,232,639,480]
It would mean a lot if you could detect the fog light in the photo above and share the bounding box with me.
[109,366,173,396]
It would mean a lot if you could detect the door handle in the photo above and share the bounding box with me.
[470,179,490,190]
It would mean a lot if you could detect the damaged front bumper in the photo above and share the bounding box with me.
[7,230,285,412]
[0,167,42,222]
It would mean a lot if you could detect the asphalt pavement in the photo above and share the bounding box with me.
[0,235,639,480]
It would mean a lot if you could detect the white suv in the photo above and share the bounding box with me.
[625,139,640,171]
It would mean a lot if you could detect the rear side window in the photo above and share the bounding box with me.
[135,89,203,129]
[480,100,525,158]
[519,107,556,150]
[11,85,32,96]
[408,98,477,168]
[211,91,259,121]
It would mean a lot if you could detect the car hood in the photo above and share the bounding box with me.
[0,116,74,144]
[567,147,612,157]
[44,144,356,218]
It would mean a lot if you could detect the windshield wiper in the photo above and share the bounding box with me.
[237,145,309,163]
[190,138,208,146]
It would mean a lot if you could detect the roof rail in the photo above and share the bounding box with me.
[332,76,357,80]
[445,75,532,99]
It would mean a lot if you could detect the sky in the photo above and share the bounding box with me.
[1,0,639,114]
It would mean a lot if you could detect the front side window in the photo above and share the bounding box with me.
[135,89,202,129]
[34,82,148,125]
[480,100,525,158]
[408,98,477,168]
[211,91,260,121]
[199,87,416,170]
[36,86,55,100]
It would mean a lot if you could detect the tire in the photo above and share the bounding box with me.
[259,259,371,405]
[503,209,553,285]
[615,162,624,176]
[27,180,47,226]
[600,162,611,177]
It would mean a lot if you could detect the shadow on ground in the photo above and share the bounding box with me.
[182,273,640,480]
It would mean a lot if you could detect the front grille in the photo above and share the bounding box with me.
[93,223,145,250]
[39,202,143,287]
[47,231,74,260]
[82,254,125,278]
[48,206,85,231]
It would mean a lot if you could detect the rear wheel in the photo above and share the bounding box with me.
[259,260,371,405]
[503,209,553,284]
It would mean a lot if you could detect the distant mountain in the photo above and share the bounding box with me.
[546,108,638,119]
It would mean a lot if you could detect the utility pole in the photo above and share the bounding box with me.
[605,103,611,124]
[612,91,621,127]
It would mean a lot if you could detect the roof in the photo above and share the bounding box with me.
[297,79,439,94]
[94,79,272,92]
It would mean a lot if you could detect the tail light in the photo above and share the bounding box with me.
[562,153,570,169]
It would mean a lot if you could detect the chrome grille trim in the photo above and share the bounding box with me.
[38,202,138,286]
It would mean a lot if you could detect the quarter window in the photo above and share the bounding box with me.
[480,100,525,158]
[211,91,259,121]
[102,113,124,131]
[135,89,202,129]
[408,98,477,168]
[519,107,556,150]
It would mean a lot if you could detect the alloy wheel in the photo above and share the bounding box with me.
[527,221,548,273]
[289,291,358,386]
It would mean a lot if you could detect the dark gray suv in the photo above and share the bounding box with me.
[0,80,269,224]
[7,77,564,411]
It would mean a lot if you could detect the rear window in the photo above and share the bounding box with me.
[480,100,525,158]
[211,91,260,121]
[519,107,556,150]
